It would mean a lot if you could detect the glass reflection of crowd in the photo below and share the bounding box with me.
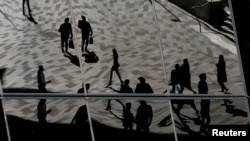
[2,1,245,139]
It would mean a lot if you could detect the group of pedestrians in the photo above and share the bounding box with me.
[58,16,92,54]
[168,55,229,95]
[109,100,153,133]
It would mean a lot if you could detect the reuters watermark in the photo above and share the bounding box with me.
[208,125,249,137]
[212,129,247,136]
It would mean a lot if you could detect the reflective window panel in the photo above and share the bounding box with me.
[172,99,249,140]
[4,99,92,141]
[154,0,245,95]
[0,0,83,94]
[71,0,166,94]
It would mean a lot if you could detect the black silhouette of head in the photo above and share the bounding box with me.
[138,77,145,83]
[82,16,86,21]
[65,18,69,23]
[199,73,206,81]
[124,79,130,85]
[39,65,44,71]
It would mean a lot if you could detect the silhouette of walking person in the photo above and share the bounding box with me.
[198,73,210,134]
[37,99,51,126]
[120,102,134,130]
[170,64,199,115]
[105,49,123,88]
[135,100,153,133]
[36,99,51,141]
[135,77,154,94]
[109,101,135,130]
[78,15,93,53]
[37,65,51,93]
[216,55,229,93]
[169,64,181,94]
[216,55,231,106]
[59,18,73,54]
[180,58,197,94]
[105,79,133,111]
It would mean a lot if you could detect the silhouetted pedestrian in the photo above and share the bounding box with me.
[135,77,154,94]
[135,100,153,133]
[198,73,210,134]
[216,55,229,93]
[116,101,134,130]
[59,18,73,53]
[216,55,231,106]
[105,49,123,88]
[169,64,181,93]
[78,16,93,53]
[37,66,51,93]
[36,99,51,141]
[170,63,198,115]
[37,99,51,125]
[106,79,133,111]
[180,58,197,94]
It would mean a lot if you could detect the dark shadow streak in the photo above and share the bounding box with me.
[0,10,24,31]
[225,104,248,117]
[64,52,80,67]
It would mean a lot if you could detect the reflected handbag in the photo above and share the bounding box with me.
[89,36,93,44]
[69,39,74,49]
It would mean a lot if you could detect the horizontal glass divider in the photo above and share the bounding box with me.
[0,93,248,100]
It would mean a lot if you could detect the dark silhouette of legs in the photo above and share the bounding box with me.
[82,36,89,52]
[61,40,68,53]
[115,69,123,84]
[106,67,123,87]
[23,0,31,16]
[218,81,229,93]
[200,112,210,134]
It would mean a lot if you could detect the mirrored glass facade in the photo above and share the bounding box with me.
[0,0,249,140]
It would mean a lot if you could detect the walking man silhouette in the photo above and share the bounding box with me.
[37,65,51,93]
[105,49,123,88]
[135,100,153,133]
[198,73,210,134]
[180,58,197,94]
[78,16,93,53]
[59,18,73,53]
[37,99,51,125]
[135,77,154,94]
